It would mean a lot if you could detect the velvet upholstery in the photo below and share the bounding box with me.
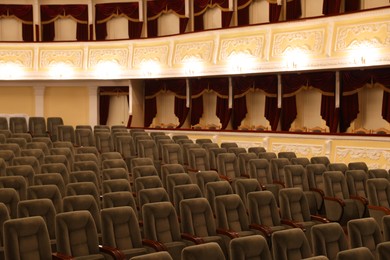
[229,235,271,260]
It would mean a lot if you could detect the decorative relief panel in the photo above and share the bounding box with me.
[237,141,264,150]
[271,143,324,157]
[88,48,129,68]
[335,146,390,169]
[0,49,32,68]
[218,35,265,62]
[40,49,83,68]
[132,45,169,68]
[334,21,390,52]
[271,29,325,58]
[173,40,214,66]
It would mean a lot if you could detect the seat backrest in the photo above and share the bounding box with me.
[233,178,261,208]
[209,148,227,170]
[247,191,281,226]
[347,217,382,255]
[65,182,100,209]
[383,215,390,241]
[0,175,27,201]
[205,181,233,213]
[173,184,202,214]
[138,140,159,161]
[132,165,158,180]
[57,125,75,144]
[182,242,225,260]
[13,155,40,174]
[161,143,183,165]
[102,168,129,181]
[215,194,249,232]
[95,131,114,153]
[4,216,52,260]
[56,210,100,257]
[0,117,8,130]
[182,143,201,165]
[378,241,390,260]
[102,179,132,194]
[272,228,313,260]
[102,159,128,172]
[17,198,56,239]
[6,164,35,186]
[258,152,277,161]
[229,235,272,260]
[101,206,143,250]
[0,202,9,247]
[238,152,258,176]
[161,164,186,188]
[346,170,368,197]
[134,176,163,195]
[142,201,181,243]
[188,148,210,171]
[284,164,310,191]
[278,152,297,161]
[367,178,390,208]
[116,135,136,159]
[328,163,348,174]
[306,164,327,191]
[0,188,20,219]
[217,153,240,179]
[220,142,238,150]
[138,188,169,213]
[40,162,69,185]
[156,138,174,160]
[248,158,273,185]
[63,194,101,233]
[323,171,350,199]
[75,129,95,147]
[279,188,311,222]
[228,147,247,156]
[180,197,217,237]
[172,135,189,142]
[21,149,45,165]
[368,169,389,180]
[310,156,330,167]
[291,157,311,167]
[102,191,137,213]
[311,222,348,260]
[348,162,368,172]
[27,184,63,214]
[28,117,47,136]
[9,117,27,133]
[166,173,192,201]
[0,143,21,157]
[270,158,290,182]
[195,170,220,196]
[130,157,154,173]
[335,247,374,260]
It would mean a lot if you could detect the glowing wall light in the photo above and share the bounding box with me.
[283,48,308,69]
[93,60,122,79]
[349,42,379,66]
[183,56,204,76]
[140,59,161,77]
[0,62,24,79]
[49,62,74,79]
[227,52,255,73]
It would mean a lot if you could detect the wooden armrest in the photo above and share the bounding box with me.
[187,168,199,173]
[368,205,390,215]
[350,195,368,205]
[142,239,167,251]
[181,233,205,244]
[219,175,232,183]
[310,215,330,223]
[310,187,324,197]
[259,183,267,190]
[240,174,250,178]
[249,223,273,237]
[280,219,306,231]
[324,196,346,207]
[99,245,126,260]
[273,180,285,188]
[216,228,240,239]
[52,252,74,260]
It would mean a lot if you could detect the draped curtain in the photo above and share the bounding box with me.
[0,5,33,42]
[95,2,142,40]
[194,0,233,31]
[281,72,336,132]
[190,77,231,129]
[322,0,342,15]
[232,75,279,130]
[147,0,188,38]
[237,0,252,26]
[40,5,88,42]
[144,79,189,128]
[99,87,129,125]
[367,69,390,125]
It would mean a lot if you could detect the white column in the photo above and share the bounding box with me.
[88,85,99,126]
[277,74,282,108]
[335,71,340,108]
[128,80,133,116]
[186,79,190,108]
[228,77,233,109]
[34,86,45,117]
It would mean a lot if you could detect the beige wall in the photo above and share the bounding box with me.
[0,87,35,115]
[44,86,89,126]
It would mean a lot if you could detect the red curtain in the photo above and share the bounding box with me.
[269,3,282,22]
[232,75,278,130]
[190,79,205,127]
[237,0,252,26]
[95,3,142,40]
[345,0,361,12]
[322,0,342,15]
[286,0,302,20]
[144,80,161,127]
[147,0,188,37]
[40,5,88,42]
[368,69,390,124]
[194,0,232,31]
[0,5,33,42]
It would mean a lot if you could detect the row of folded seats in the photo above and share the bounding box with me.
[1,128,390,259]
